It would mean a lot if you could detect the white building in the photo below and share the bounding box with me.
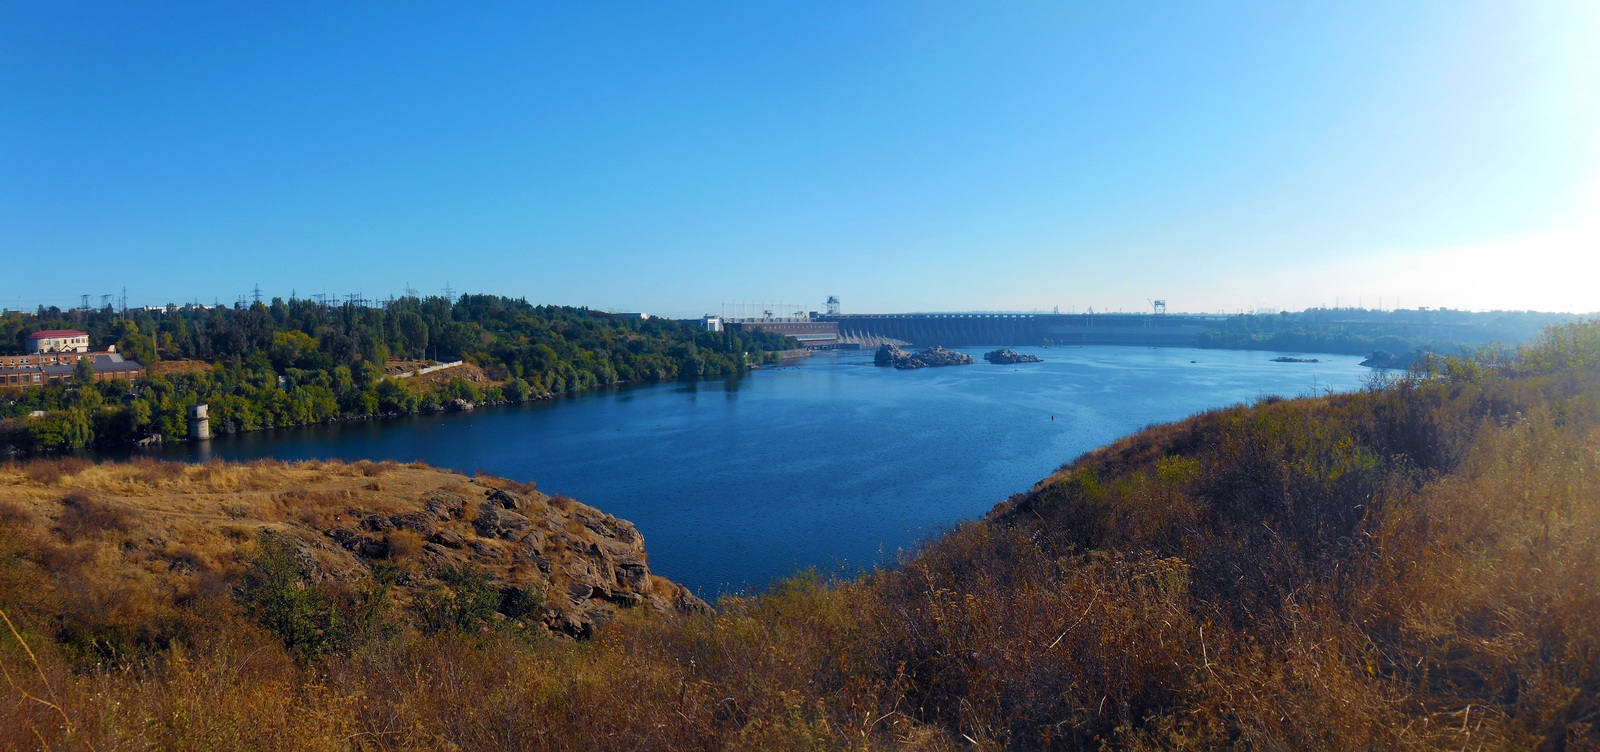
[25,329,90,354]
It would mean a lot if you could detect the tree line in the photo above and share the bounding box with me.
[1,296,795,452]
[1194,307,1574,356]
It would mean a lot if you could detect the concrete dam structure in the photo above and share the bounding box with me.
[816,313,1221,348]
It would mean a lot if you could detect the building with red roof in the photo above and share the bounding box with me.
[25,329,90,354]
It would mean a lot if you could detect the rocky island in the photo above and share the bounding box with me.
[983,348,1043,364]
[1360,349,1418,369]
[1270,356,1321,363]
[874,344,974,369]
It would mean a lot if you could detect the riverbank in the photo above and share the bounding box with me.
[124,346,1373,596]
[5,322,1596,749]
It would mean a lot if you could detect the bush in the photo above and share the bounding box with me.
[53,491,131,541]
[235,533,394,657]
[414,563,500,634]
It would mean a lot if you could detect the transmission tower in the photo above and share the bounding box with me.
[404,282,419,298]
[100,294,113,310]
[252,284,262,305]
[442,281,455,300]
[80,294,91,312]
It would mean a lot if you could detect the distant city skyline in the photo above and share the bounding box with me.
[4,2,1598,316]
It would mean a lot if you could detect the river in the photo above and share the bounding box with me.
[147,346,1375,597]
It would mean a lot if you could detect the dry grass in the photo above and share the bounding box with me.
[150,359,214,377]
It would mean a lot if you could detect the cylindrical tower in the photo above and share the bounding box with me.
[188,403,211,440]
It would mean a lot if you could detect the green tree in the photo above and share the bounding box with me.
[397,311,429,357]
[115,320,157,366]
[29,408,93,450]
[73,357,95,385]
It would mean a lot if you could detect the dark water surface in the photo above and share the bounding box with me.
[149,346,1373,596]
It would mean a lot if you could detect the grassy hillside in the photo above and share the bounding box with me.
[3,321,1599,750]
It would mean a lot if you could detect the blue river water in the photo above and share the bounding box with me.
[149,346,1374,596]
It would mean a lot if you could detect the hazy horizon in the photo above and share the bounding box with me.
[4,2,1597,316]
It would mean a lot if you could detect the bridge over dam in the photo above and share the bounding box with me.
[814,313,1224,348]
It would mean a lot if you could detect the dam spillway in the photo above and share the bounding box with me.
[816,313,1222,348]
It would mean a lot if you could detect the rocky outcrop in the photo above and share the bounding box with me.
[875,344,974,369]
[1,459,707,643]
[320,477,709,639]
[983,348,1043,364]
[1270,356,1320,363]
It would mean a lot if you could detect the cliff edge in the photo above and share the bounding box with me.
[0,458,705,640]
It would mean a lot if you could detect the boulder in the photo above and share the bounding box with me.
[983,348,1043,364]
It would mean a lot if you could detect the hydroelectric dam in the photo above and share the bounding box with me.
[815,312,1221,348]
[711,300,1227,349]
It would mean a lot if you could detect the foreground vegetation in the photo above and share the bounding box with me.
[3,319,1599,750]
[1,296,793,453]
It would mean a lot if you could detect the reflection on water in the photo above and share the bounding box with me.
[137,346,1372,596]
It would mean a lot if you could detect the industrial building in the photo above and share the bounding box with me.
[2,333,146,389]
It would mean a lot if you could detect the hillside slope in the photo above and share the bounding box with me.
[3,320,1598,750]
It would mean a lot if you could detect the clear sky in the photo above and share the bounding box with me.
[3,1,1598,316]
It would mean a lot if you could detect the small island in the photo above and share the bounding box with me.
[1270,356,1321,363]
[984,348,1043,364]
[874,344,974,369]
[1360,350,1417,369]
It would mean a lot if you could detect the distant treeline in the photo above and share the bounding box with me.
[1195,307,1577,356]
[0,296,795,452]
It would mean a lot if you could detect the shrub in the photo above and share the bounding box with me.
[414,563,500,634]
[53,491,131,541]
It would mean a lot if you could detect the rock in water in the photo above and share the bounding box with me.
[875,344,974,369]
[1360,350,1418,369]
[983,348,1043,364]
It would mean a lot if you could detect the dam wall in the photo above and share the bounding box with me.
[818,313,1220,348]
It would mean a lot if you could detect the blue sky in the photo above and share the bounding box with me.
[3,2,1597,316]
